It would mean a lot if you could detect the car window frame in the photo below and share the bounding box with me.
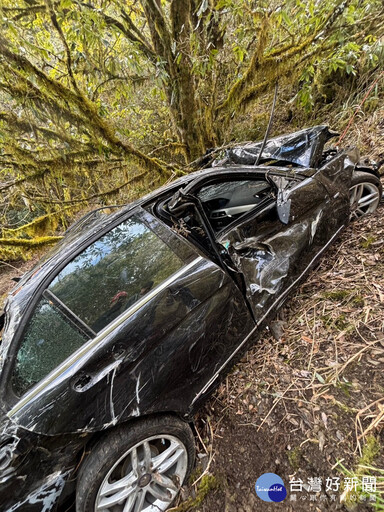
[195,170,310,237]
[4,207,198,403]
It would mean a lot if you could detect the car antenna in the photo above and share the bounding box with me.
[255,81,278,166]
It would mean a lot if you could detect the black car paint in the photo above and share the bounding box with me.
[0,126,374,511]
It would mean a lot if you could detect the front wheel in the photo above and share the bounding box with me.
[76,416,195,512]
[349,171,382,220]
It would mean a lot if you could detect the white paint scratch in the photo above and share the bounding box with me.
[135,372,141,405]
[109,366,117,426]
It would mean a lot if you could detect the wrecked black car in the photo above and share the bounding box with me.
[0,126,382,512]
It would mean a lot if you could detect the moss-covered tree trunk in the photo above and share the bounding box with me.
[142,0,216,161]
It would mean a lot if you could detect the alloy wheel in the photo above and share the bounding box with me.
[349,182,381,220]
[95,435,188,512]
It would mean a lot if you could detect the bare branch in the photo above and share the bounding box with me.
[23,170,149,204]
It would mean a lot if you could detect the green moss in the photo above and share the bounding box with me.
[3,212,60,238]
[0,236,62,247]
[171,474,218,511]
[337,402,353,414]
[0,236,62,261]
[360,235,376,249]
[320,313,353,332]
[287,446,302,470]
[335,313,349,330]
[320,314,332,327]
[359,436,381,467]
[322,288,367,309]
[352,295,365,307]
[322,290,350,301]
[326,393,358,414]
[188,465,203,484]
[338,436,382,508]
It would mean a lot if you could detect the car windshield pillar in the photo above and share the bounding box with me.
[167,193,226,269]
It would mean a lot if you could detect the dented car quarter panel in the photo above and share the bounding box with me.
[0,414,89,511]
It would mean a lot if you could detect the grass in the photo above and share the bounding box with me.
[336,436,383,510]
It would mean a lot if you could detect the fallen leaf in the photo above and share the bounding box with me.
[320,394,335,401]
[321,412,328,429]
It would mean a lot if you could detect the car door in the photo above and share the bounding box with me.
[168,168,344,325]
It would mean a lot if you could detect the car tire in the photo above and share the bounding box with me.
[350,171,382,220]
[76,415,195,512]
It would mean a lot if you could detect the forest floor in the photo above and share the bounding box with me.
[178,198,384,512]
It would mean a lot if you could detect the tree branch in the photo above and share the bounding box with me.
[23,170,149,204]
[2,4,46,21]
[0,236,62,247]
[216,0,353,120]
[0,111,87,147]
[45,0,79,91]
[80,2,157,63]
[0,169,49,192]
[0,36,175,174]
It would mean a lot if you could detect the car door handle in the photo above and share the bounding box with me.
[72,360,122,392]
